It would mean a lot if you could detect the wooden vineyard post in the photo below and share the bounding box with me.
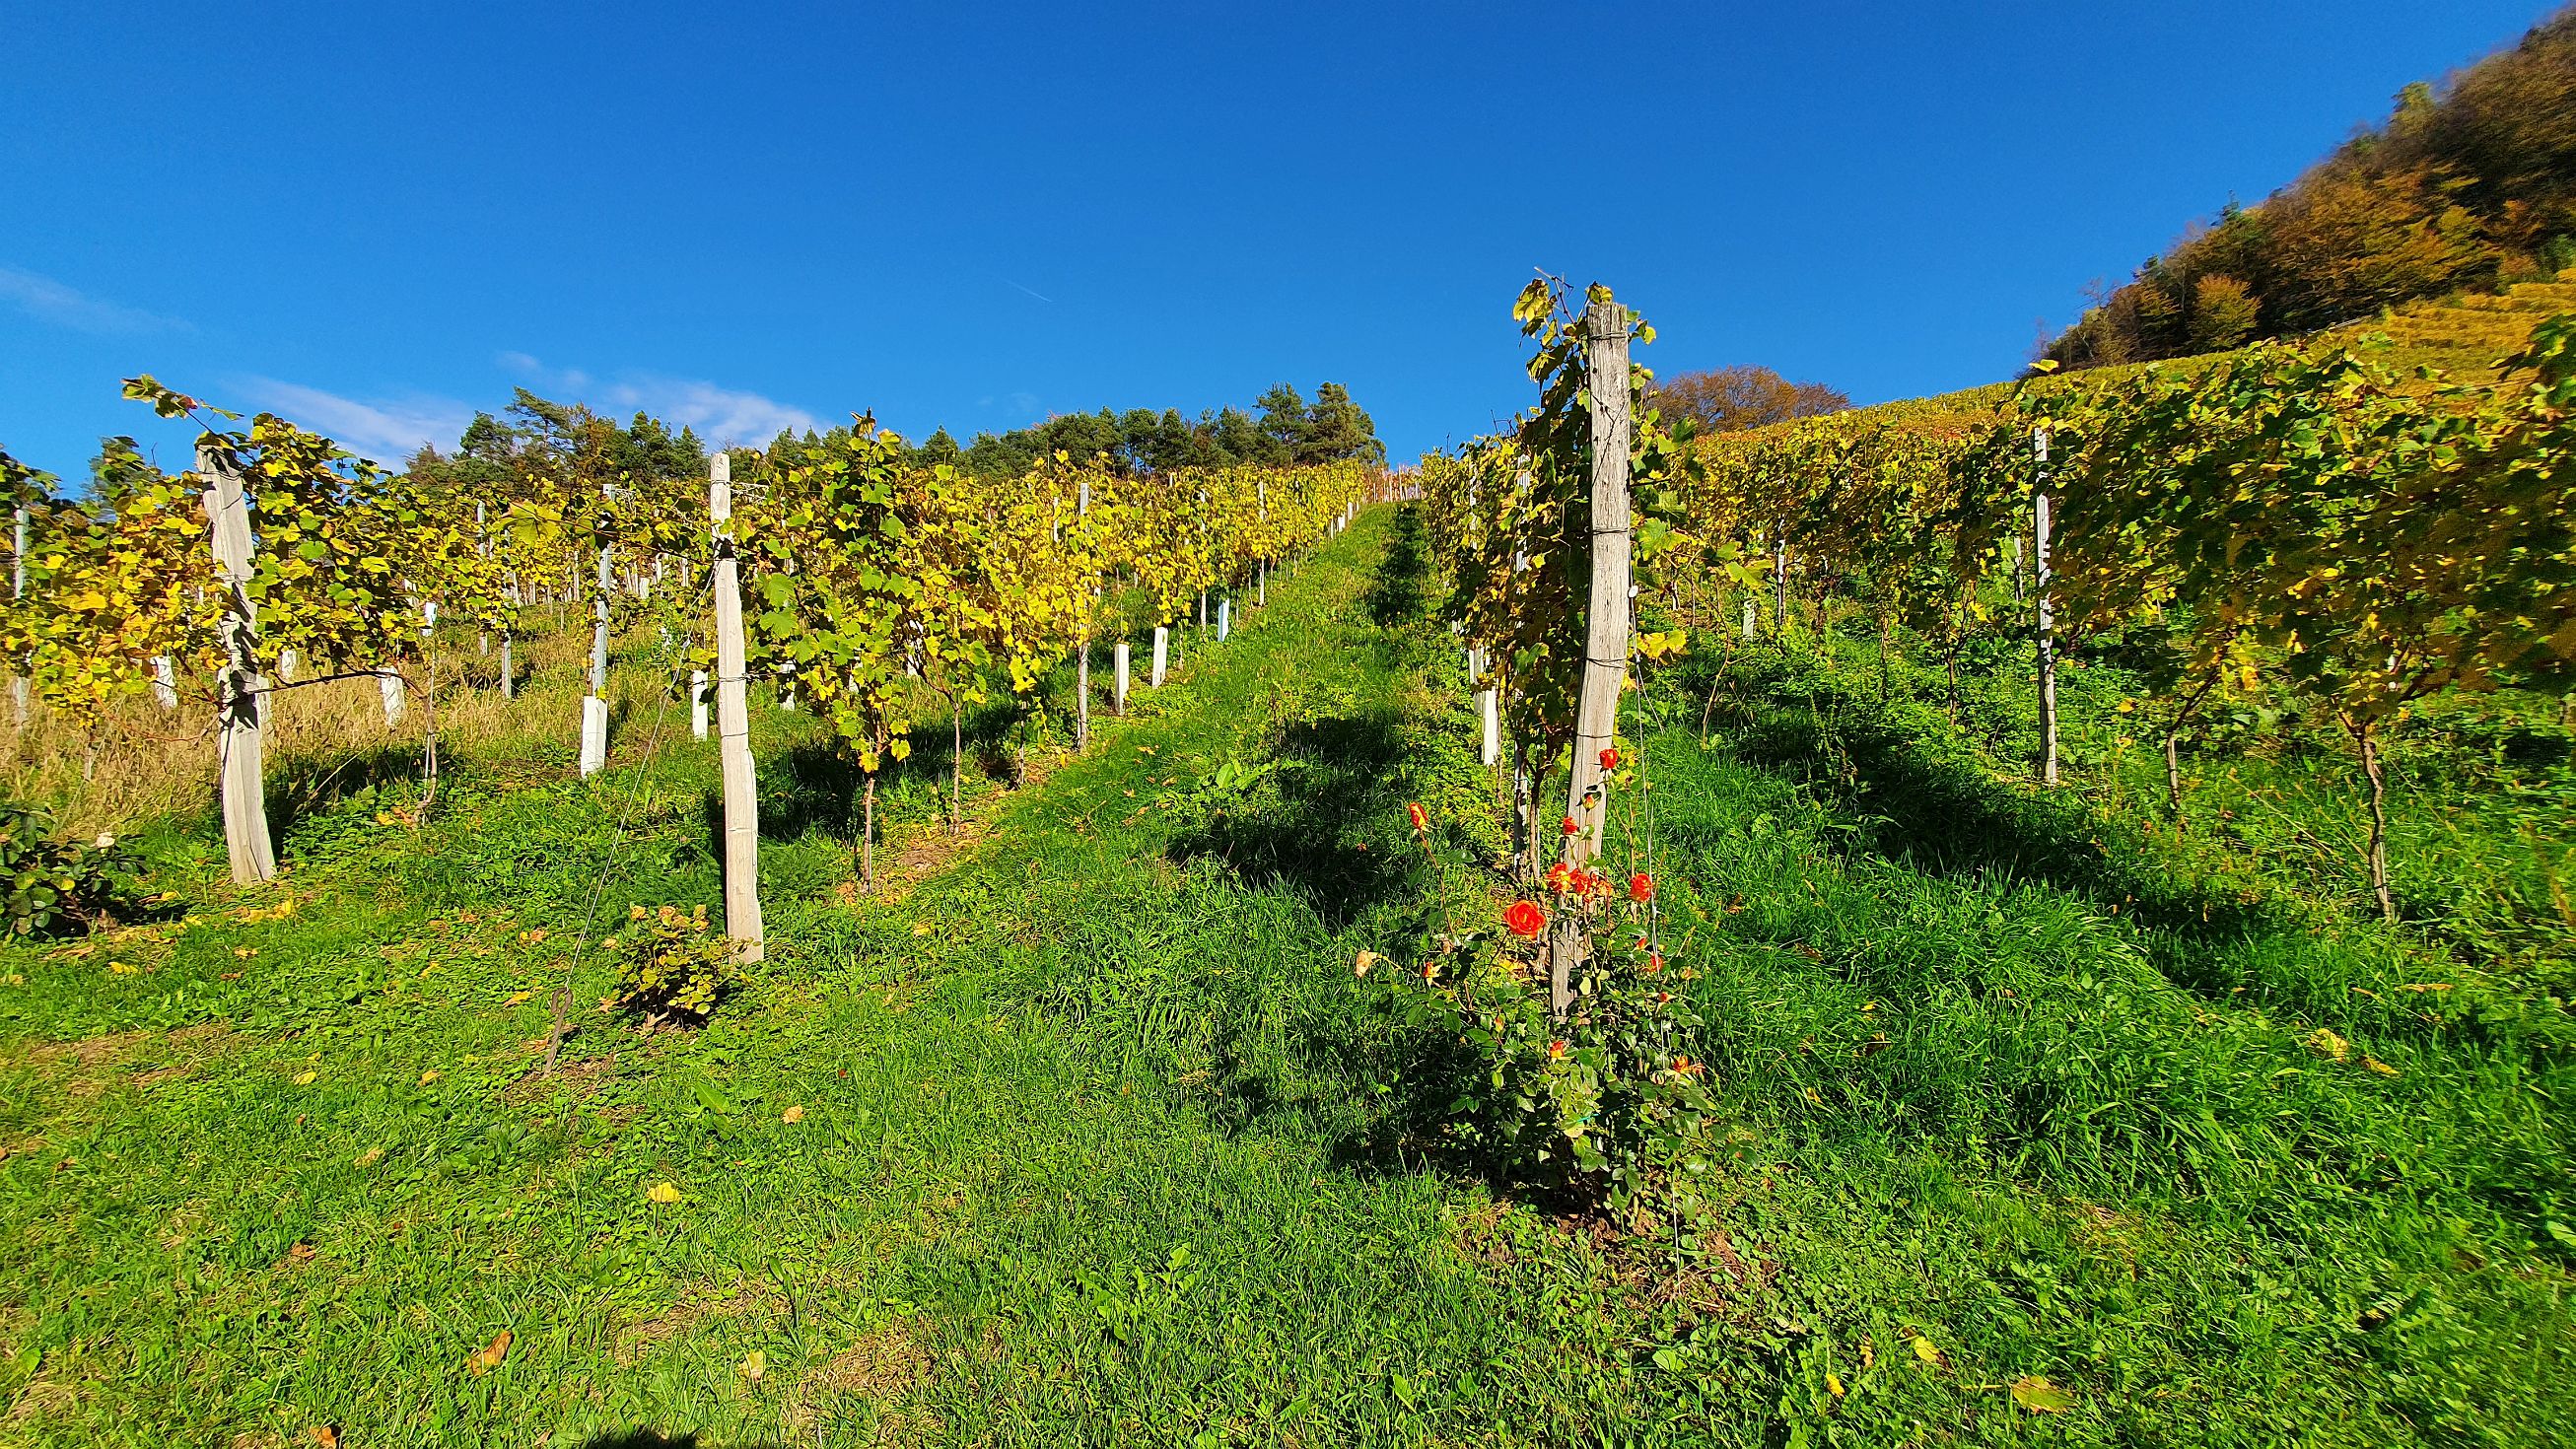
[2033,427,2058,787]
[710,453,764,961]
[1115,639,1132,713]
[1218,594,1230,643]
[581,518,611,777]
[1551,296,1634,1020]
[1076,476,1091,753]
[10,504,25,725]
[153,656,177,710]
[691,668,710,740]
[1151,625,1168,689]
[201,443,277,884]
[1772,533,1788,636]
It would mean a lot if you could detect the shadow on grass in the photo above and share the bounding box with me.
[700,692,1025,852]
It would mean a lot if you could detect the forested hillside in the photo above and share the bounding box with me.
[2045,4,2576,371]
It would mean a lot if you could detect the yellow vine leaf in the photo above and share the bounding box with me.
[647,1180,681,1205]
[2010,1374,2074,1413]
[465,1328,512,1376]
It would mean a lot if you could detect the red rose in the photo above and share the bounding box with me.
[1503,899,1547,937]
[1560,814,1580,837]
[1629,872,1653,902]
[1405,801,1428,832]
[1599,747,1619,771]
[1543,862,1573,894]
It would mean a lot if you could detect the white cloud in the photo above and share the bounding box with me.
[500,352,817,448]
[234,377,476,466]
[0,263,190,335]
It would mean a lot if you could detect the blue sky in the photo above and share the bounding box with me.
[1,1,2555,481]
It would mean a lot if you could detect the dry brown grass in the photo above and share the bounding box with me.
[0,622,667,838]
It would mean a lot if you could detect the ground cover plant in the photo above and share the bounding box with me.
[1,504,2565,1445]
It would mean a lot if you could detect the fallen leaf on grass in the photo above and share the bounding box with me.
[466,1328,511,1376]
[2304,1027,2350,1064]
[910,922,934,937]
[738,1349,766,1381]
[306,1427,340,1449]
[2010,1374,2074,1413]
[781,1106,804,1123]
[1911,1335,1945,1368]
[418,1070,441,1084]
[293,1070,317,1086]
[2361,1054,2401,1077]
[647,1180,681,1205]
[355,1145,384,1168]
[504,990,532,1005]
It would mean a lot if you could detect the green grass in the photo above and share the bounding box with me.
[2,510,2571,1446]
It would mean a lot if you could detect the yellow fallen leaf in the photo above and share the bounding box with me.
[1354,950,1382,977]
[293,1070,317,1085]
[355,1145,384,1167]
[910,922,934,937]
[781,1106,804,1124]
[234,947,258,959]
[419,1070,442,1084]
[466,1328,511,1376]
[738,1349,766,1381]
[2361,1054,2401,1077]
[647,1180,681,1205]
[504,990,532,1005]
[1911,1335,1944,1367]
[2304,1027,2350,1064]
[1826,1371,1844,1398]
[109,962,139,976]
[2010,1374,2074,1413]
[306,1427,340,1449]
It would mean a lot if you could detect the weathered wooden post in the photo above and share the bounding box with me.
[1151,625,1168,689]
[710,453,763,960]
[1772,533,1788,635]
[1217,594,1230,643]
[1115,639,1131,713]
[202,443,276,884]
[580,513,611,776]
[1550,295,1635,1020]
[10,504,26,725]
[152,656,177,710]
[691,668,710,740]
[1075,476,1091,752]
[2033,427,2058,787]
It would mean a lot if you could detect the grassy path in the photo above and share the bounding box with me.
[0,513,1636,1448]
[6,509,2568,1446]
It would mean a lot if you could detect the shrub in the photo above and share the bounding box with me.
[604,903,739,1022]
[1365,788,1727,1227]
[0,801,140,935]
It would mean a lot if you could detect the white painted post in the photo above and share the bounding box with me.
[499,634,514,700]
[1115,640,1131,714]
[1553,297,1634,1019]
[581,532,611,777]
[153,656,177,710]
[277,648,299,684]
[382,670,407,726]
[2033,427,2058,788]
[691,668,710,740]
[1217,595,1230,643]
[1480,684,1499,768]
[1151,626,1168,689]
[201,444,275,884]
[711,453,763,961]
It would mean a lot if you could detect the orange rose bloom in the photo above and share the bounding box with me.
[1503,899,1547,937]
